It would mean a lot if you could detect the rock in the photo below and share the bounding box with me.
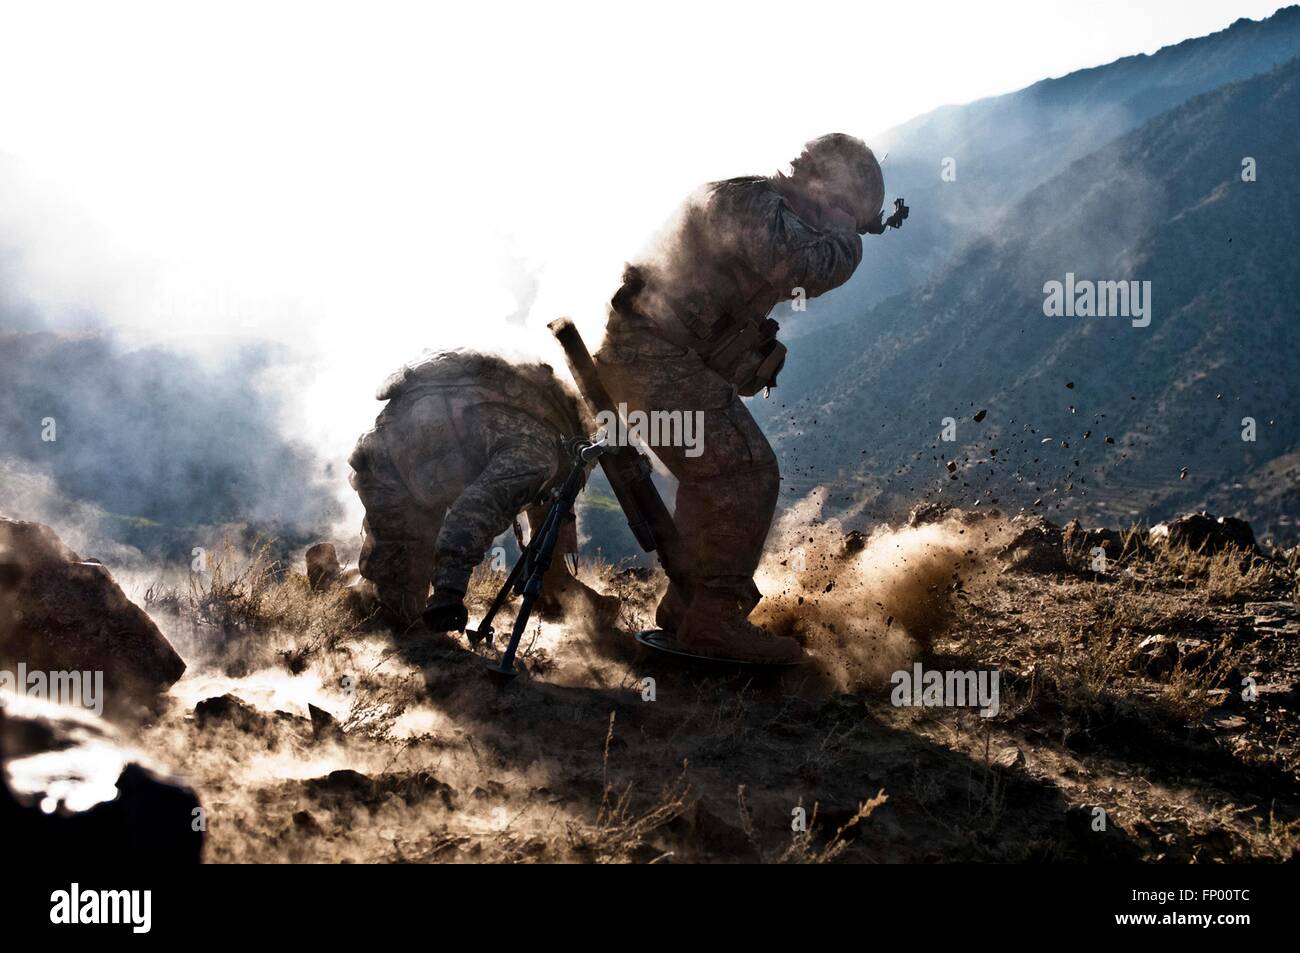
[2,689,203,862]
[307,768,376,799]
[308,703,343,741]
[1062,519,1087,550]
[1137,634,1179,677]
[292,809,324,834]
[301,768,455,811]
[389,771,456,809]
[833,692,867,713]
[1136,635,1212,678]
[1252,613,1292,629]
[994,746,1025,769]
[306,542,341,589]
[998,515,1067,573]
[910,501,954,526]
[1149,512,1257,554]
[668,799,757,859]
[907,502,992,528]
[1062,520,1126,562]
[0,518,185,716]
[1204,711,1247,732]
[1253,680,1300,708]
[304,541,361,591]
[194,693,269,732]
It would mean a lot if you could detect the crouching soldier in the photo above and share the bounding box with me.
[348,350,615,632]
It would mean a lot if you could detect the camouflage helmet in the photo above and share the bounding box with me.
[789,133,885,227]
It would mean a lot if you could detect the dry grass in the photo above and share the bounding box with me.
[1050,611,1145,713]
[737,785,888,864]
[144,542,363,669]
[1147,543,1286,602]
[1163,635,1254,722]
[1019,583,1253,728]
[465,559,510,607]
[564,712,691,863]
[1251,806,1300,861]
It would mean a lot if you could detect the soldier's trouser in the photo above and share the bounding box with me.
[349,413,563,627]
[350,435,440,626]
[593,322,779,621]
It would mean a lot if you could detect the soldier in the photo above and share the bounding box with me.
[348,349,613,632]
[594,133,891,663]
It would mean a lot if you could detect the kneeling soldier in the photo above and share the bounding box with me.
[349,349,613,631]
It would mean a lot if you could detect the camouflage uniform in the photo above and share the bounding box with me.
[594,176,864,630]
[349,351,589,626]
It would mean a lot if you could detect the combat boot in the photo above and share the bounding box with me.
[422,587,468,632]
[675,590,802,664]
[654,583,688,632]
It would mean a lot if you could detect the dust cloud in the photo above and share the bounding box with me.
[754,490,1009,690]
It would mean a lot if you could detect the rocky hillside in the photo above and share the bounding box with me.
[8,507,1295,863]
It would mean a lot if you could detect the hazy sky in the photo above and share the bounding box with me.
[0,0,1290,453]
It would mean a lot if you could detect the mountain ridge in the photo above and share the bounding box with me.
[764,53,1300,543]
[775,4,1300,339]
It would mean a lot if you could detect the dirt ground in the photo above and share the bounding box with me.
[129,516,1300,863]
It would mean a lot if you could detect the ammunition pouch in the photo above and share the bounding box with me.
[613,264,787,397]
[706,316,786,397]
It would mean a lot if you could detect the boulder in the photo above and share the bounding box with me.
[994,746,1025,769]
[306,542,341,589]
[1149,512,1257,554]
[0,518,185,715]
[1062,520,1132,565]
[1135,634,1211,678]
[304,541,361,591]
[997,515,1068,573]
[308,703,343,741]
[1063,519,1123,553]
[1,689,203,862]
[194,693,270,732]
[193,694,308,736]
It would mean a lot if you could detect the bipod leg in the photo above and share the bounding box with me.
[466,533,535,647]
[487,489,571,681]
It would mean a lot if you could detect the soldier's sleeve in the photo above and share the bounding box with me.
[738,189,863,299]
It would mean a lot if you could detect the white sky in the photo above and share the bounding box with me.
[0,0,1290,456]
